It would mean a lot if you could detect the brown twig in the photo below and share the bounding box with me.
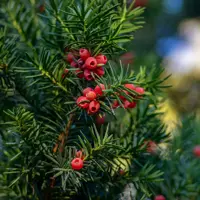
[53,114,75,153]
[65,114,75,138]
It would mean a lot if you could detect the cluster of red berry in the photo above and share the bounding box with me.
[154,195,165,200]
[112,83,145,109]
[76,83,145,115]
[71,150,85,170]
[66,49,107,81]
[76,84,105,115]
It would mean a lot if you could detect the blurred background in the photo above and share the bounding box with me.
[126,2,200,198]
[123,0,200,131]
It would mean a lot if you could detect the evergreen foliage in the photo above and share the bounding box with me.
[0,0,182,200]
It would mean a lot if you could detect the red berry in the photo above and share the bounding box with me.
[83,87,93,96]
[62,69,69,78]
[71,61,78,68]
[96,113,105,125]
[39,5,45,13]
[94,84,105,96]
[64,69,69,74]
[67,52,74,63]
[84,69,94,81]
[128,101,137,108]
[135,87,145,95]
[79,48,91,61]
[85,57,97,69]
[193,145,200,157]
[134,0,148,7]
[76,150,85,160]
[76,96,89,109]
[119,169,125,175]
[154,195,165,200]
[146,141,157,154]
[112,100,120,109]
[120,52,134,65]
[95,67,105,77]
[123,100,130,108]
[120,90,129,101]
[71,158,84,170]
[95,54,107,65]
[124,100,137,109]
[86,91,97,101]
[76,69,84,79]
[88,101,100,114]
[124,84,136,91]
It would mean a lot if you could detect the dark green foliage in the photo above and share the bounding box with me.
[0,0,171,199]
[43,0,144,54]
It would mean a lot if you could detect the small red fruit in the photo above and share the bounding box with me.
[134,0,148,8]
[86,91,97,101]
[88,101,100,114]
[95,67,105,77]
[76,96,89,109]
[67,52,74,63]
[39,4,45,13]
[123,100,130,108]
[128,101,137,108]
[119,169,125,175]
[62,69,69,78]
[135,87,145,95]
[76,69,84,79]
[64,69,69,74]
[193,145,200,157]
[112,100,120,109]
[85,57,97,69]
[146,140,157,154]
[94,84,105,96]
[79,48,91,61]
[71,158,84,170]
[71,61,78,68]
[120,90,129,101]
[124,84,136,92]
[76,150,85,160]
[95,54,107,65]
[83,87,93,96]
[120,52,134,65]
[84,69,94,81]
[96,113,105,125]
[154,195,166,200]
[124,100,137,109]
